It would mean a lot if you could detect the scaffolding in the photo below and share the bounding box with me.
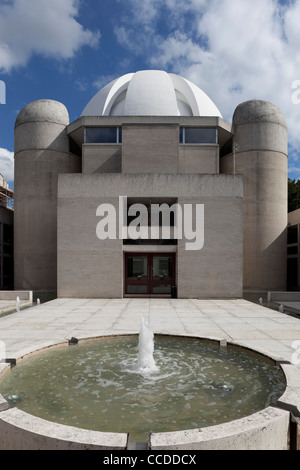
[0,175,13,210]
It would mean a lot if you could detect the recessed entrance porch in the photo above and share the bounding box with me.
[124,253,176,297]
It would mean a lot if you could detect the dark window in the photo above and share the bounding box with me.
[287,257,298,290]
[3,256,13,277]
[124,198,178,245]
[180,128,217,144]
[287,246,298,255]
[85,127,122,143]
[288,225,298,245]
[3,224,13,244]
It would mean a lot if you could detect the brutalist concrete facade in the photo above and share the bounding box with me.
[57,172,243,298]
[13,71,288,299]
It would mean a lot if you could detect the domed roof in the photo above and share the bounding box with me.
[81,70,222,118]
[233,100,287,128]
[15,99,69,128]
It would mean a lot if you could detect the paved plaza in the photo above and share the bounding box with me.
[0,298,300,367]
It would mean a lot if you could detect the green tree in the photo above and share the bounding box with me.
[288,178,300,212]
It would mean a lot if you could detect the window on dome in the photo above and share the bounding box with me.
[179,128,217,144]
[85,127,122,143]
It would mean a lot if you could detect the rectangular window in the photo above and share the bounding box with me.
[180,128,217,144]
[287,246,298,255]
[288,225,298,245]
[85,127,122,143]
[123,198,178,246]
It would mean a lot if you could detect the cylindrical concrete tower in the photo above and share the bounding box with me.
[221,100,288,291]
[14,99,81,298]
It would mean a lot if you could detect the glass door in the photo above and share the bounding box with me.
[125,255,149,294]
[125,253,175,296]
[151,255,174,294]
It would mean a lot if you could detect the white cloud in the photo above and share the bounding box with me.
[120,0,207,25]
[0,0,100,72]
[115,0,300,157]
[93,74,119,90]
[114,24,158,56]
[0,148,14,183]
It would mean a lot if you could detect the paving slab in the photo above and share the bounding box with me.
[0,298,299,369]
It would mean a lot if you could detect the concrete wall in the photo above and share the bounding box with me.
[288,208,300,227]
[57,173,243,298]
[221,100,288,291]
[14,100,81,294]
[58,192,123,298]
[81,123,220,176]
[0,290,32,301]
[179,145,219,174]
[149,407,290,450]
[14,149,81,292]
[177,194,242,298]
[0,206,14,289]
[122,124,179,173]
[287,209,300,289]
[82,144,121,173]
[0,407,128,450]
[0,206,13,225]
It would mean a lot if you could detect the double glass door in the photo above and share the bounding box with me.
[125,253,175,296]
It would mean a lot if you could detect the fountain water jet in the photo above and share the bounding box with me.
[137,317,158,372]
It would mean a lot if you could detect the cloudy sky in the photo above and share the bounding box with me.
[0,0,300,187]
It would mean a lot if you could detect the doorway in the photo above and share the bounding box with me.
[125,253,176,296]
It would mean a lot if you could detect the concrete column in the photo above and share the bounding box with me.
[14,100,81,297]
[221,100,288,291]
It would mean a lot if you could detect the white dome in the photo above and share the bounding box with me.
[81,70,222,118]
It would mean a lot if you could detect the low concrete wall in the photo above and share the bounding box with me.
[0,291,33,302]
[0,406,128,450]
[0,337,299,450]
[0,402,291,450]
[277,364,300,417]
[149,407,290,450]
[267,291,300,302]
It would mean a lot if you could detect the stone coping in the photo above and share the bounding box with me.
[0,334,299,450]
[149,407,290,450]
[0,291,33,302]
[0,407,128,450]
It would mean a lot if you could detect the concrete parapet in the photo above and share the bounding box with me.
[0,291,33,302]
[0,393,9,412]
[277,364,300,417]
[149,407,290,450]
[268,291,300,303]
[0,333,298,450]
[0,407,128,450]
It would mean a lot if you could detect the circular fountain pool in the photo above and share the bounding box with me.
[0,335,286,443]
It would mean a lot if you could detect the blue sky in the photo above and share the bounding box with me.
[1,0,300,188]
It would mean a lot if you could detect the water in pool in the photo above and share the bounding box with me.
[0,335,285,442]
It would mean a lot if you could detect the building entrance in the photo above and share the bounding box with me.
[125,253,176,296]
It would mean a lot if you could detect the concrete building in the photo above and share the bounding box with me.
[287,209,300,290]
[0,175,14,290]
[13,70,288,300]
